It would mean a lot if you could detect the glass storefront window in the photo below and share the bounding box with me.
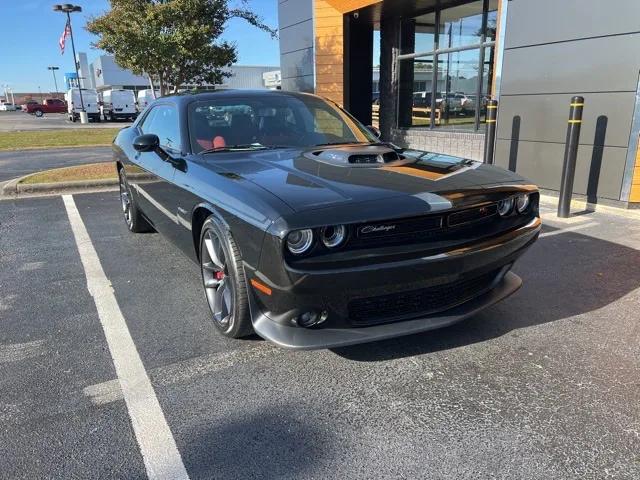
[437,49,480,130]
[413,12,436,54]
[398,56,435,128]
[395,0,499,132]
[439,1,484,49]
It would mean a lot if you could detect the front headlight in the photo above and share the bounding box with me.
[286,229,314,255]
[320,225,346,248]
[497,197,515,217]
[516,194,530,214]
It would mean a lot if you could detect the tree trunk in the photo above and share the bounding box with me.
[144,71,157,99]
[158,72,165,97]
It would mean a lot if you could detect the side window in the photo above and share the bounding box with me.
[140,105,181,153]
[139,107,157,133]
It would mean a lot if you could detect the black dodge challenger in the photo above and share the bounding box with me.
[113,90,541,349]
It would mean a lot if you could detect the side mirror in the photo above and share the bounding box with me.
[366,125,381,138]
[133,134,159,152]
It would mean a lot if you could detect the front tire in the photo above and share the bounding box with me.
[34,109,43,117]
[118,168,153,233]
[200,216,253,338]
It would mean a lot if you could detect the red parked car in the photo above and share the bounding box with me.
[24,98,67,117]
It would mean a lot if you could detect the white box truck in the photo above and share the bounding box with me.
[137,89,160,111]
[101,89,137,121]
[65,88,100,122]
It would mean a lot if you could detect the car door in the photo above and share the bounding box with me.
[128,103,181,237]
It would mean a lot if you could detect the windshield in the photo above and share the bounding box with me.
[188,94,377,153]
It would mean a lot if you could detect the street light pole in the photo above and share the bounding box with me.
[48,66,60,94]
[53,4,87,123]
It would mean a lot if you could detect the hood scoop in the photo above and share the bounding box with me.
[305,145,411,168]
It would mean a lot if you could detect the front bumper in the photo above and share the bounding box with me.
[252,271,521,350]
[247,217,541,350]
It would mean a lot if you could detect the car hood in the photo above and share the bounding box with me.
[203,145,531,213]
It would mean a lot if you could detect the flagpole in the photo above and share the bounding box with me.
[66,12,85,116]
[54,4,87,123]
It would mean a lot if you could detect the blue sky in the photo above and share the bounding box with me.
[0,0,280,93]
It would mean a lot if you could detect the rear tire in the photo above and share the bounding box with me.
[199,216,253,339]
[34,109,43,117]
[118,168,153,233]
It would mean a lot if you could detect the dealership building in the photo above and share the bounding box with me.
[278,0,640,206]
[68,54,280,94]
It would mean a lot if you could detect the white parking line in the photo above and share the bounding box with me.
[63,194,189,480]
[539,221,598,238]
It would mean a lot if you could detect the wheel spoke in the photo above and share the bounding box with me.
[204,277,220,288]
[204,232,225,270]
[213,278,228,320]
[202,261,217,272]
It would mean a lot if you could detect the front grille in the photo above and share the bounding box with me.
[448,204,497,227]
[350,204,502,247]
[348,269,501,326]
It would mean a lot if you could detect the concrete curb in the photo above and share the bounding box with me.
[1,171,147,196]
[0,143,112,152]
[3,177,119,195]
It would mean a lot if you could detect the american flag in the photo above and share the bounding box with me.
[59,19,71,54]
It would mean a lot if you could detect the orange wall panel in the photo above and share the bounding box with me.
[629,146,640,202]
[323,0,382,13]
[315,0,344,104]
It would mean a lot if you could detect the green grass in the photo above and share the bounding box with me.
[0,129,116,151]
[19,162,117,185]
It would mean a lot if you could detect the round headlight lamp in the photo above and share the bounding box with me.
[497,197,515,217]
[320,225,346,248]
[286,229,314,255]
[515,194,530,214]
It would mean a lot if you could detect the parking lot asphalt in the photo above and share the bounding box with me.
[0,147,111,184]
[1,193,639,479]
[0,111,130,132]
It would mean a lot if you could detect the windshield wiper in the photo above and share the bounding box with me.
[200,143,268,154]
[313,141,370,147]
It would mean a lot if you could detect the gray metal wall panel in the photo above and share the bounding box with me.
[278,0,315,93]
[282,75,315,93]
[494,140,626,200]
[278,0,313,29]
[505,0,640,49]
[497,92,636,148]
[496,0,640,201]
[281,49,315,79]
[501,33,640,95]
[279,19,314,54]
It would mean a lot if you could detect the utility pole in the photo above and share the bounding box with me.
[48,66,60,93]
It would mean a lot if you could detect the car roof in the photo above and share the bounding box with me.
[158,89,320,105]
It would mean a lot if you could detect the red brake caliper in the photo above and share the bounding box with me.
[215,271,225,280]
